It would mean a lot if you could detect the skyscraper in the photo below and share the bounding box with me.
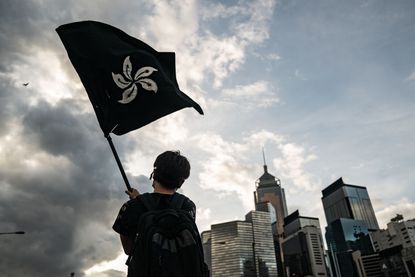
[208,210,278,277]
[325,218,374,276]
[322,178,379,276]
[254,159,288,276]
[322,177,379,231]
[246,210,279,276]
[210,220,255,276]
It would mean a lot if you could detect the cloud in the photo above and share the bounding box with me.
[197,207,212,221]
[0,95,126,276]
[172,0,277,88]
[221,80,279,107]
[200,2,247,20]
[266,53,281,61]
[195,130,318,210]
[142,0,199,49]
[274,143,320,193]
[0,0,278,274]
[85,251,127,276]
[180,34,246,89]
[201,0,275,44]
[6,50,77,106]
[232,0,275,44]
[375,198,415,229]
[196,133,256,209]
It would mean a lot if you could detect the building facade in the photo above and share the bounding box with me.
[210,220,256,276]
[325,218,374,276]
[370,216,415,276]
[201,230,212,274]
[207,210,278,277]
[283,210,328,276]
[246,211,279,276]
[371,216,415,252]
[322,178,380,277]
[322,177,379,231]
[254,163,288,276]
[352,250,382,277]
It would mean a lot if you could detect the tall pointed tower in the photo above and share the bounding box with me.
[254,152,288,276]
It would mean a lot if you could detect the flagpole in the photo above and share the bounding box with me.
[105,134,132,191]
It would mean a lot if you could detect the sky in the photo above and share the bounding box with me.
[0,0,414,276]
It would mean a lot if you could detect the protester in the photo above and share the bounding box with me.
[113,151,208,277]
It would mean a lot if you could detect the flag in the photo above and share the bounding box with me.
[56,20,203,136]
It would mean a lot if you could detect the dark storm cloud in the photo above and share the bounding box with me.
[0,95,143,275]
[0,78,27,136]
[0,0,178,275]
[0,1,155,275]
[0,0,71,62]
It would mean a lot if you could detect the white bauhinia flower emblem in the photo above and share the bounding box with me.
[111,56,158,104]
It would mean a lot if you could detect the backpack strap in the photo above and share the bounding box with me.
[170,193,186,210]
[139,193,157,211]
[125,193,156,266]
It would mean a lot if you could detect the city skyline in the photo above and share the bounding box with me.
[1,0,415,276]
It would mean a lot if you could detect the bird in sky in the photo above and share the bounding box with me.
[23,83,29,86]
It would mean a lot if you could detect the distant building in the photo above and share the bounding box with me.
[254,161,288,276]
[352,250,382,277]
[325,218,375,276]
[322,178,380,277]
[246,210,279,276]
[282,210,328,276]
[255,201,278,236]
[371,216,415,252]
[370,216,415,276]
[210,220,255,276]
[207,210,278,277]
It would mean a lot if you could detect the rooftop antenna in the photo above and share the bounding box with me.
[262,146,268,173]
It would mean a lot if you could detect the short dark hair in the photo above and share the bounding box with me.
[152,151,190,189]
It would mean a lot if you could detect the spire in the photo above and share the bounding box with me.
[256,148,281,187]
[262,147,268,173]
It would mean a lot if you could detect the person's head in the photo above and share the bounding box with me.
[152,151,190,189]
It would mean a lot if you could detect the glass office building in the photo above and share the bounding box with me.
[211,220,255,277]
[209,210,278,277]
[325,218,374,277]
[246,211,278,276]
[322,178,379,276]
[322,177,379,231]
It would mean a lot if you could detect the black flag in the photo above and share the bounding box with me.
[56,20,203,136]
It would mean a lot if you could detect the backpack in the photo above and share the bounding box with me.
[126,193,209,277]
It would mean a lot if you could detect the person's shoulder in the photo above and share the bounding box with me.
[176,192,196,209]
[122,195,147,211]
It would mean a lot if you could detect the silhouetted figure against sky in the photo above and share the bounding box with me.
[113,151,208,277]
